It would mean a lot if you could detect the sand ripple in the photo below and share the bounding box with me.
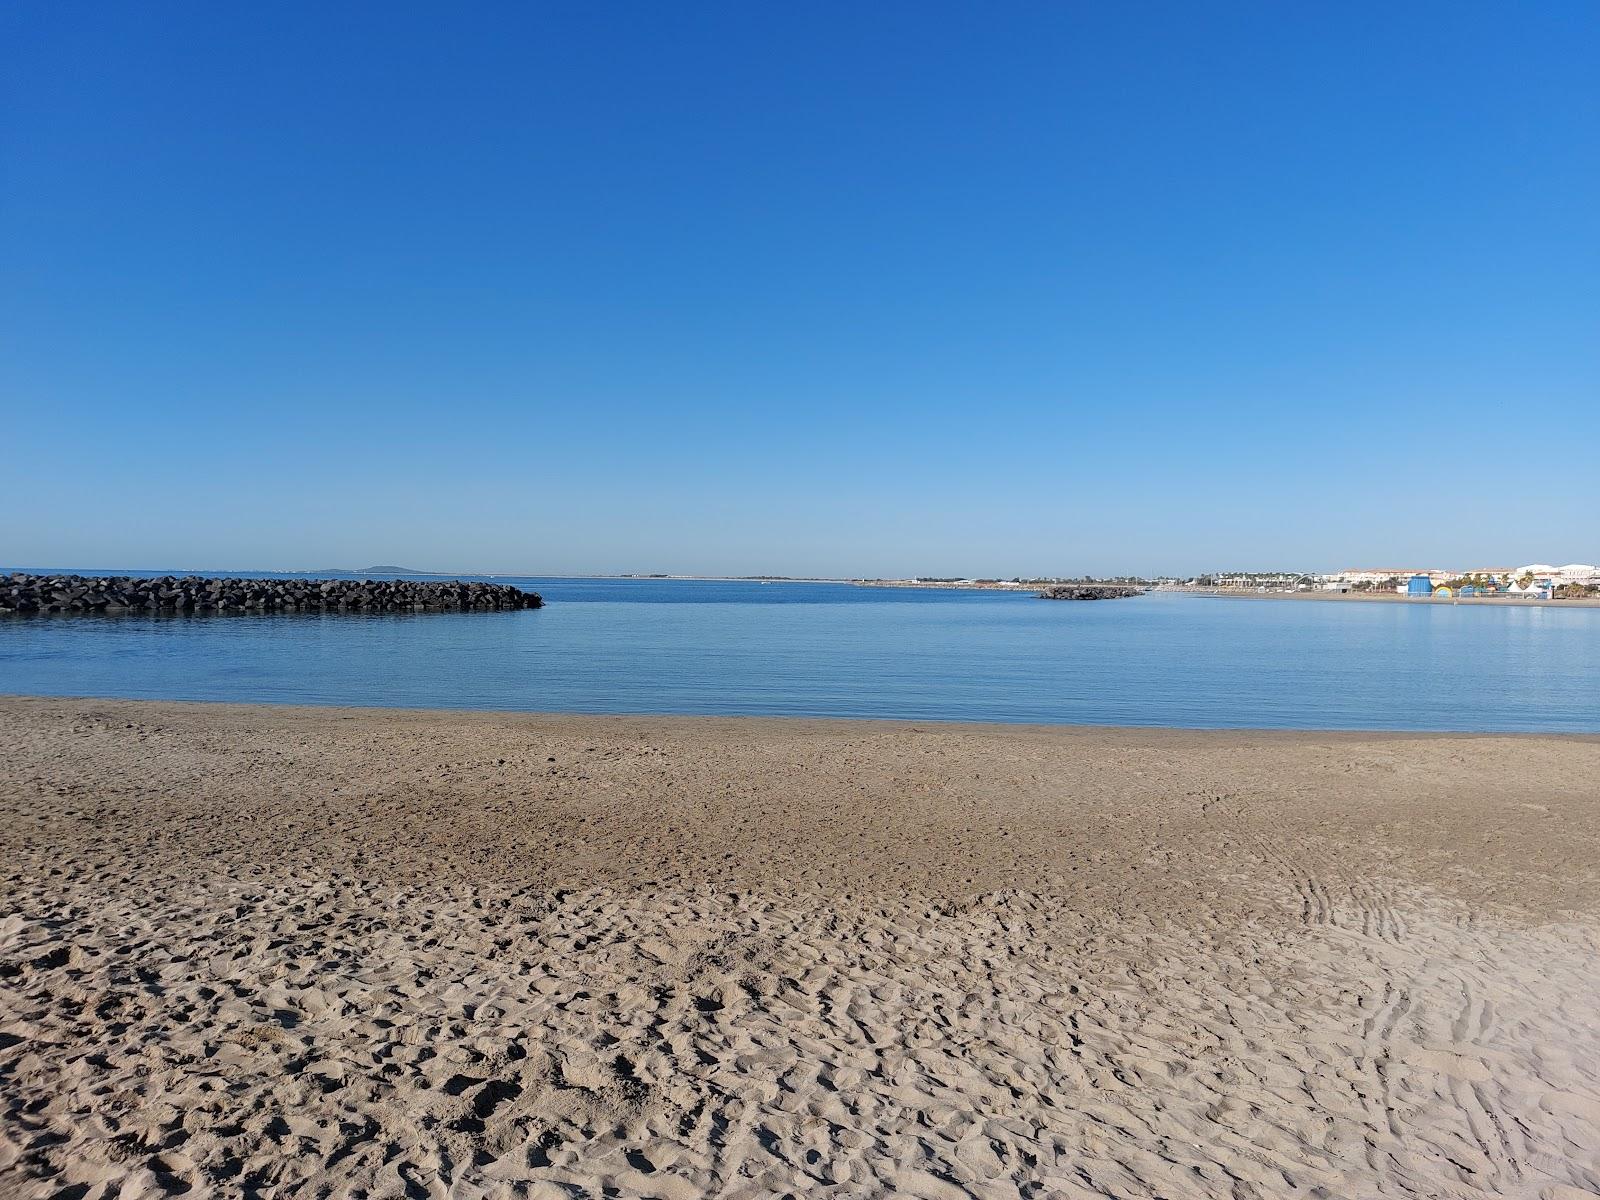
[3,699,1599,1198]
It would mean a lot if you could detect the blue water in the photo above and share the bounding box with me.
[2,574,1598,731]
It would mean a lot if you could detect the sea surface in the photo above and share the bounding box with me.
[3,574,1598,732]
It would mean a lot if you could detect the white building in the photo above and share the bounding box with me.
[1511,564,1597,585]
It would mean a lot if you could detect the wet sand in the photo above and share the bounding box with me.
[2,696,1599,1198]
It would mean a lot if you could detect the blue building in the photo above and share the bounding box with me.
[1406,575,1434,596]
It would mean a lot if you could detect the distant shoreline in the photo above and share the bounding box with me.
[1168,586,1600,609]
[851,578,1037,591]
[10,568,1597,605]
[4,567,1129,593]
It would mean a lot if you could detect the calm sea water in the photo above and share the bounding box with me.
[2,574,1597,732]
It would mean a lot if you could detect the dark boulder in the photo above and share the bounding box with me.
[1036,584,1146,601]
[0,573,544,617]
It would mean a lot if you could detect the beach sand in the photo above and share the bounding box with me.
[2,697,1598,1199]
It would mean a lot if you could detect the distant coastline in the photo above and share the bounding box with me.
[851,578,1148,593]
[5,568,1144,593]
[1167,586,1600,609]
[9,567,1597,605]
[852,578,1033,591]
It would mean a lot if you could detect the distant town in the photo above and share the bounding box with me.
[1185,563,1600,601]
[859,563,1600,602]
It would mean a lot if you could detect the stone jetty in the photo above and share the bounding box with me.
[0,574,543,615]
[1036,584,1146,601]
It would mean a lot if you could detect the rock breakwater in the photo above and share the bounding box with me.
[1,574,543,615]
[1037,584,1146,600]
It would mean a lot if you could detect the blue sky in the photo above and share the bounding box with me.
[3,2,1595,576]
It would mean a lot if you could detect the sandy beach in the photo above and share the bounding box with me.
[3,697,1599,1199]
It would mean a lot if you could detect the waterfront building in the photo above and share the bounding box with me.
[1339,569,1423,586]
[1552,564,1599,585]
[1510,564,1595,584]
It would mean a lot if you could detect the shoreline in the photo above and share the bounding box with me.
[851,578,1041,591]
[1167,585,1600,608]
[4,691,1596,738]
[5,696,1599,1197]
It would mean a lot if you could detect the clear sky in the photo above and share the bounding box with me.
[3,3,1596,577]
